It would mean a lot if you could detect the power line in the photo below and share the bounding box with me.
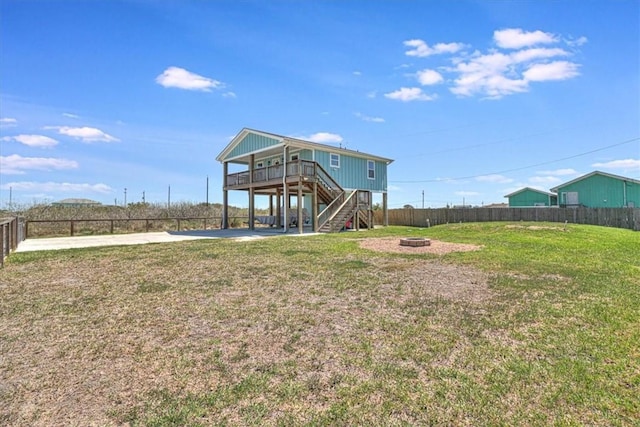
[391,136,640,183]
[393,125,580,160]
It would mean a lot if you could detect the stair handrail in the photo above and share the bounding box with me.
[318,189,358,231]
[317,190,346,229]
[314,163,343,198]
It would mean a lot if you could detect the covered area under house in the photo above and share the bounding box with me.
[216,129,394,233]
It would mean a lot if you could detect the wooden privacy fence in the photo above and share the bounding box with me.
[1,217,25,267]
[375,207,640,231]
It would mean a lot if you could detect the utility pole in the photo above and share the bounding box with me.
[168,185,171,208]
[124,188,127,207]
[422,190,424,209]
[142,191,146,203]
[9,186,12,208]
[206,175,209,206]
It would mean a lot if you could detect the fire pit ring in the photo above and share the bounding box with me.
[399,237,431,247]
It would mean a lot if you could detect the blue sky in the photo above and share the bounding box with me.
[1,0,638,209]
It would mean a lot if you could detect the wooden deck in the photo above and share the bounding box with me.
[224,160,373,232]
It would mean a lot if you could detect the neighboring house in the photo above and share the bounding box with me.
[550,171,640,208]
[505,187,558,207]
[216,128,394,233]
[52,198,101,207]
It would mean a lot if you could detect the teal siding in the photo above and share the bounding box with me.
[508,190,555,207]
[557,174,640,207]
[315,150,387,192]
[298,149,314,161]
[253,149,313,167]
[227,133,281,160]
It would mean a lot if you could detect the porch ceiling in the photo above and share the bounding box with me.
[225,145,286,165]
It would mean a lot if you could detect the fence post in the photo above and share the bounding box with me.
[70,220,75,236]
[1,224,6,267]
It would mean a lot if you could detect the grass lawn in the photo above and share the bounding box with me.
[1,222,638,426]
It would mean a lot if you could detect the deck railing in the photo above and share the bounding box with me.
[23,216,251,238]
[226,160,334,188]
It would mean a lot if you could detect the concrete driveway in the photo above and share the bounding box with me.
[15,228,318,252]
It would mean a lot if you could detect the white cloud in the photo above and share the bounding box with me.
[0,181,112,194]
[384,87,436,102]
[63,113,80,119]
[529,175,562,184]
[494,28,557,49]
[399,28,583,100]
[0,154,78,175]
[451,49,578,98]
[475,174,513,184]
[404,39,465,57]
[511,47,569,63]
[451,52,529,98]
[48,126,119,143]
[523,61,580,81]
[416,69,444,85]
[301,132,344,144]
[366,91,377,99]
[222,91,237,98]
[592,159,640,170]
[353,71,362,76]
[355,112,385,123]
[537,168,578,176]
[566,36,588,47]
[155,66,223,92]
[0,117,17,127]
[2,134,59,148]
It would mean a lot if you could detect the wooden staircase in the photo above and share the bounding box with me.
[308,164,373,233]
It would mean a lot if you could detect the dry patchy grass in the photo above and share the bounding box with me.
[1,224,638,426]
[0,237,493,426]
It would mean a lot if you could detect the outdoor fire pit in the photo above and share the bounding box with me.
[399,237,431,247]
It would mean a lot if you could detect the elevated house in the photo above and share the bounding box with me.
[52,198,102,208]
[550,171,639,208]
[216,128,393,233]
[505,187,558,207]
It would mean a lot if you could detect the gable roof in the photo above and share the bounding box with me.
[52,198,102,206]
[216,128,394,164]
[550,170,640,192]
[504,187,556,198]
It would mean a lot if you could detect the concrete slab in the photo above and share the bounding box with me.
[15,227,319,252]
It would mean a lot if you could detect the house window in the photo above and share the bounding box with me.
[256,161,264,168]
[291,154,299,161]
[367,160,375,179]
[330,153,340,168]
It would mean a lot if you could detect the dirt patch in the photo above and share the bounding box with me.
[359,237,482,255]
[374,258,493,304]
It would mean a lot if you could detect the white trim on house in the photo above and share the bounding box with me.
[550,170,640,192]
[504,187,556,198]
[330,153,340,168]
[217,128,393,164]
